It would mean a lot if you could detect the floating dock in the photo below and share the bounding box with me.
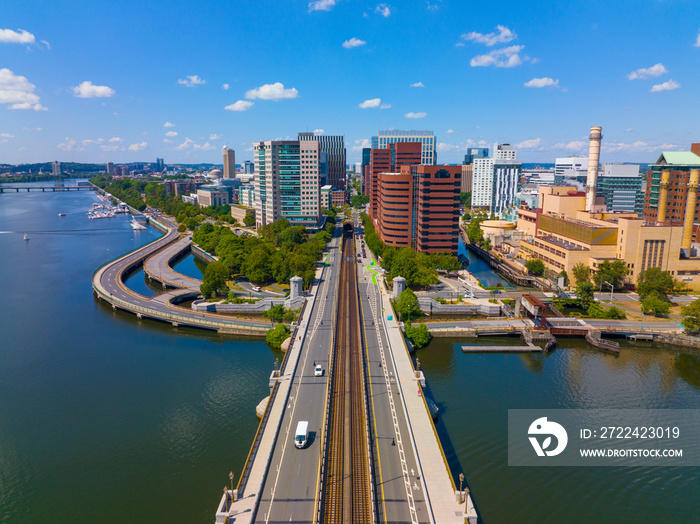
[461,343,541,353]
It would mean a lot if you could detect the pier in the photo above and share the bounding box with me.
[0,184,97,193]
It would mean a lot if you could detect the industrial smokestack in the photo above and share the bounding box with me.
[585,126,603,212]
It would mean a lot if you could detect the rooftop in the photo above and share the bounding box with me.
[655,151,700,166]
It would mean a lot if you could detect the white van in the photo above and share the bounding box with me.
[295,421,309,449]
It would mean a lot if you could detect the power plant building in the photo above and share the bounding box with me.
[516,129,700,289]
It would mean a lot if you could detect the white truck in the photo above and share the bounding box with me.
[294,421,309,449]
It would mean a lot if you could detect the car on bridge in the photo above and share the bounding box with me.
[314,364,323,377]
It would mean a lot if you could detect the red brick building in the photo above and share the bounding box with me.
[412,165,462,254]
[377,171,414,248]
[367,142,421,220]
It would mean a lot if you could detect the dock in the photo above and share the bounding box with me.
[462,343,541,353]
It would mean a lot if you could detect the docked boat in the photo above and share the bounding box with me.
[130,218,147,230]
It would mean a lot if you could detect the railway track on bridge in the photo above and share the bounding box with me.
[320,227,375,524]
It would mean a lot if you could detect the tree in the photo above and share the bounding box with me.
[394,289,422,322]
[681,299,700,334]
[642,295,671,317]
[460,191,472,208]
[404,323,431,349]
[592,260,629,291]
[351,194,370,208]
[243,211,255,227]
[266,324,290,350]
[575,281,596,310]
[559,270,569,286]
[264,304,285,323]
[637,267,674,301]
[525,259,545,276]
[572,263,592,284]
[200,261,230,298]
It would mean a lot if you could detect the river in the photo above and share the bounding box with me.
[1,183,698,523]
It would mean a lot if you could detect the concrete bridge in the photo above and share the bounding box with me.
[0,184,97,193]
[216,216,477,524]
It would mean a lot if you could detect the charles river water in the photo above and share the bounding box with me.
[1,183,698,523]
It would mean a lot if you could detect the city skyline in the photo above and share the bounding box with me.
[2,0,700,165]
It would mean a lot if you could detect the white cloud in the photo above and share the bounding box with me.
[380,103,391,109]
[41,40,50,50]
[18,146,27,151]
[553,140,586,151]
[314,129,325,134]
[309,0,336,12]
[23,127,41,132]
[128,141,148,151]
[209,133,221,140]
[177,75,205,87]
[101,144,125,152]
[0,132,14,138]
[0,68,47,111]
[455,42,465,47]
[163,122,175,128]
[626,128,633,133]
[343,37,366,49]
[352,138,371,151]
[163,139,172,143]
[426,2,441,11]
[524,77,559,88]
[165,130,178,137]
[410,82,425,88]
[0,28,36,44]
[222,83,230,90]
[405,111,427,119]
[245,82,298,101]
[446,129,454,134]
[375,3,391,17]
[57,137,81,151]
[82,138,104,145]
[225,100,254,111]
[72,80,115,98]
[515,138,543,150]
[462,25,516,46]
[651,79,680,92]
[359,98,381,109]
[602,141,679,153]
[173,138,214,151]
[109,136,123,143]
[694,31,700,47]
[627,63,668,80]
[437,142,459,152]
[470,45,524,68]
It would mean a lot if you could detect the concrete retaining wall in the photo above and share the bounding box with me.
[191,296,305,313]
[418,298,501,316]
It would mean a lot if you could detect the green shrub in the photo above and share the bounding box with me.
[266,324,290,350]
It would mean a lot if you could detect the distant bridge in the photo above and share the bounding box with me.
[0,185,97,193]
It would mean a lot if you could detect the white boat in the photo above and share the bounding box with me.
[23,233,29,241]
[58,213,67,216]
[130,219,147,230]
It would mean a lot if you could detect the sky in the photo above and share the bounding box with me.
[1,0,699,166]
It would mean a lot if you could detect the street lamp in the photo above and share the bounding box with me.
[464,486,470,514]
[605,281,614,303]
[229,471,235,504]
[458,473,465,504]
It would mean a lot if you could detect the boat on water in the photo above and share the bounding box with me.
[130,218,147,230]
[23,233,29,241]
[58,213,67,216]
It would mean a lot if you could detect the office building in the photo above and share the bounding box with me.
[238,184,255,208]
[371,130,436,165]
[253,139,321,229]
[361,147,371,193]
[155,158,165,172]
[464,148,489,165]
[555,155,588,183]
[244,160,254,174]
[472,144,521,215]
[461,164,473,194]
[197,187,230,207]
[412,165,462,254]
[367,142,421,219]
[107,162,114,175]
[374,164,461,254]
[223,147,236,179]
[165,180,196,196]
[298,132,346,189]
[52,161,61,176]
[597,164,643,216]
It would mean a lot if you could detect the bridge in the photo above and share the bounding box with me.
[0,184,97,193]
[92,215,274,335]
[216,216,477,524]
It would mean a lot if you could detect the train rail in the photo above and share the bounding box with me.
[320,228,375,523]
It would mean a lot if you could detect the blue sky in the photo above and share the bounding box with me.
[1,0,699,166]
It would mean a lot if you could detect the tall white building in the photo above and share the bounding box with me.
[555,155,588,180]
[472,144,522,216]
[371,130,436,165]
[253,140,321,229]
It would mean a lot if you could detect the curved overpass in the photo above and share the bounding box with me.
[92,216,273,335]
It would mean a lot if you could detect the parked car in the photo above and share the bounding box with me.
[252,286,262,292]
